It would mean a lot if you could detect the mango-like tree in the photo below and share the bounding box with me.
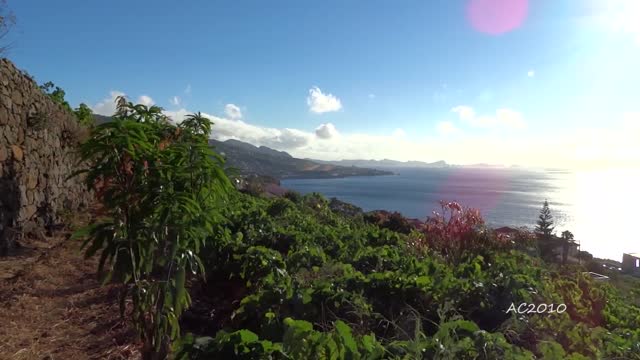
[72,97,232,359]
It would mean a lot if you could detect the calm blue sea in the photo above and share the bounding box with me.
[282,167,640,262]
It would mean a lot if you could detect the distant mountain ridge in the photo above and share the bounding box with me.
[310,158,449,169]
[209,139,392,179]
[224,139,293,159]
[91,115,391,179]
[91,115,507,174]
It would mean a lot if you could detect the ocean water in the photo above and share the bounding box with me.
[282,167,640,262]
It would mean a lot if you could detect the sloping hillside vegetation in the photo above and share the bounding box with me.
[209,139,393,179]
[173,191,640,359]
[67,98,640,359]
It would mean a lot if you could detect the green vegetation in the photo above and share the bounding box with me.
[39,81,95,127]
[560,230,576,265]
[170,192,640,359]
[535,200,561,262]
[72,98,640,359]
[72,97,232,359]
[535,200,555,240]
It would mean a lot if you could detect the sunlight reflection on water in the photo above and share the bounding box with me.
[282,168,640,262]
[554,168,640,261]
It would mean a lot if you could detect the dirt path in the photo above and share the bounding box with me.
[0,229,139,360]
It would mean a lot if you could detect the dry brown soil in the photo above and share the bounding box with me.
[0,225,140,360]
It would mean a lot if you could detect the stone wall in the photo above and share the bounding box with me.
[0,58,93,255]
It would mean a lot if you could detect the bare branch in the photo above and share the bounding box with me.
[0,0,16,55]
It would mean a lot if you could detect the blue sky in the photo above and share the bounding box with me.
[5,0,640,168]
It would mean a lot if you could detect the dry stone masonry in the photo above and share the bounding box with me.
[0,58,93,255]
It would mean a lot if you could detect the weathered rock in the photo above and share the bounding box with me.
[1,92,12,111]
[0,58,93,254]
[10,145,23,161]
[17,127,24,144]
[0,106,8,125]
[26,171,38,189]
[11,90,22,106]
[21,205,37,220]
[26,189,34,204]
[4,126,17,143]
[19,184,28,205]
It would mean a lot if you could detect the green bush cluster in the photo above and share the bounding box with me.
[71,98,640,359]
[178,190,640,359]
[39,81,95,127]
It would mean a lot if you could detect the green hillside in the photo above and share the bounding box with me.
[46,90,640,360]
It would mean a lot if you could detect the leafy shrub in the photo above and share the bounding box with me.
[39,81,95,127]
[73,98,231,359]
[175,330,286,360]
[283,190,302,204]
[364,211,414,234]
[172,191,640,359]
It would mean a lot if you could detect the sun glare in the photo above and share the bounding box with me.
[586,0,640,44]
[565,169,640,260]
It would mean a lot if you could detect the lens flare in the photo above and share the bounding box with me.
[467,0,529,35]
[434,168,510,218]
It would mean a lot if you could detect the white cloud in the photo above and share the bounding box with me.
[307,87,342,113]
[452,106,526,129]
[160,106,640,169]
[451,105,476,121]
[527,70,535,77]
[495,109,526,128]
[170,96,181,106]
[90,92,158,116]
[95,89,638,170]
[315,123,339,139]
[224,103,243,120]
[91,90,126,116]
[163,109,313,149]
[164,108,191,124]
[137,95,155,107]
[436,121,459,135]
[392,128,406,137]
